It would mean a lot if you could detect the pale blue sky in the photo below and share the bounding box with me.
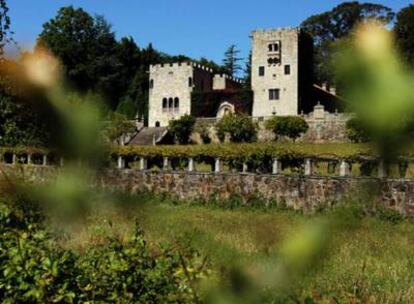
[7,0,413,63]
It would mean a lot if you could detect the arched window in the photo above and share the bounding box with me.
[174,97,179,112]
[168,98,174,111]
[155,121,160,127]
[162,98,167,111]
[268,44,273,52]
[150,79,154,89]
[188,77,193,87]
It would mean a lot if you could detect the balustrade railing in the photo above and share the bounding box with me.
[2,150,413,180]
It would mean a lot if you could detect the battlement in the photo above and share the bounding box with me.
[149,61,214,73]
[213,73,243,84]
[251,26,300,35]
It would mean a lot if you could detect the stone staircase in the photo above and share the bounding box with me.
[129,127,168,146]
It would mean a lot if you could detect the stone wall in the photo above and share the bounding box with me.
[195,104,352,143]
[4,164,414,215]
[101,170,414,214]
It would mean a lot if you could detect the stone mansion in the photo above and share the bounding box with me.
[147,27,341,128]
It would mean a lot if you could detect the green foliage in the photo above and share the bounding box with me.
[346,117,370,143]
[168,114,196,145]
[215,113,257,143]
[104,112,136,144]
[38,7,123,109]
[222,44,243,77]
[301,2,395,84]
[0,70,51,147]
[0,201,200,303]
[195,122,211,144]
[395,4,414,68]
[265,116,309,141]
[116,95,137,119]
[115,142,375,161]
[0,0,12,57]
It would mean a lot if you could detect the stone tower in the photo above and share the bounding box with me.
[148,62,214,127]
[251,28,313,117]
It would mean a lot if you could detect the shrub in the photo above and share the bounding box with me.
[215,113,257,143]
[0,201,201,303]
[346,117,370,143]
[265,116,309,141]
[195,122,212,144]
[104,112,136,144]
[168,115,196,145]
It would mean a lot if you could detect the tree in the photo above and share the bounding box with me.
[265,116,309,142]
[37,6,122,108]
[222,44,243,77]
[243,51,252,89]
[395,4,414,67]
[0,0,12,58]
[104,112,136,145]
[346,117,370,143]
[216,113,257,143]
[115,96,137,119]
[301,2,394,84]
[168,115,196,145]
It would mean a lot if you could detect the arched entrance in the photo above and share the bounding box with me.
[216,102,235,119]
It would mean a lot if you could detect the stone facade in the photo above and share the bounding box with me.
[149,62,197,127]
[148,63,243,127]
[251,28,313,117]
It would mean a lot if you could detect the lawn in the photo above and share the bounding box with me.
[64,194,414,303]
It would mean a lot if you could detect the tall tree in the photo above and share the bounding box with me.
[37,6,122,108]
[222,44,243,77]
[0,0,12,58]
[301,1,395,84]
[243,51,252,89]
[394,4,414,68]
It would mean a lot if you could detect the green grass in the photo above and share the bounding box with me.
[63,195,414,303]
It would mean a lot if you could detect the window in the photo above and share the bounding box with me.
[269,89,280,100]
[150,79,154,89]
[284,65,291,75]
[174,97,179,112]
[162,98,167,111]
[188,77,193,87]
[168,98,174,111]
[155,121,160,127]
[268,43,280,52]
[258,66,265,76]
[268,57,280,65]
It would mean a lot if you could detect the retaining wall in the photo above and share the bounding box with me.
[3,165,414,215]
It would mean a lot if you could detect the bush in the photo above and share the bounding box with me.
[195,122,212,144]
[215,113,257,143]
[265,116,309,141]
[0,201,201,303]
[104,112,136,144]
[168,115,196,145]
[346,117,370,143]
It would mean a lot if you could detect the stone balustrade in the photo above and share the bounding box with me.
[3,150,410,180]
[2,151,414,215]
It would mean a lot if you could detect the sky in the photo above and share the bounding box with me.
[7,0,414,64]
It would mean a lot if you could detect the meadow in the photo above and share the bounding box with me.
[62,193,414,303]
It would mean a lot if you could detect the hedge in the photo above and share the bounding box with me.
[5,143,414,162]
[113,143,376,161]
